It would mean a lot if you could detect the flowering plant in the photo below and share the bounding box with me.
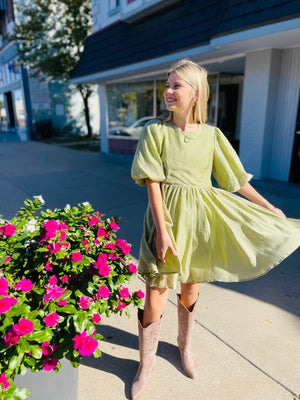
[0,197,144,400]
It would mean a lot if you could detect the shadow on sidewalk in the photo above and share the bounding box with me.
[80,325,183,399]
[213,249,300,317]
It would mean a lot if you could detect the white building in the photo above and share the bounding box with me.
[72,0,300,183]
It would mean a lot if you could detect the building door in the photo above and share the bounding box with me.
[5,91,16,130]
[217,84,239,152]
[289,94,300,183]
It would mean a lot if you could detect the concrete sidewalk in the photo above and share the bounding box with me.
[0,140,299,400]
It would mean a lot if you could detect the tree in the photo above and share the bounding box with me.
[12,0,94,137]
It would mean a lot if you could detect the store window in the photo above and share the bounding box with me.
[13,89,26,128]
[8,60,21,82]
[0,94,8,130]
[1,66,7,86]
[107,75,219,138]
[107,81,154,137]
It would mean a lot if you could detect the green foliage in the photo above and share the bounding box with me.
[12,0,92,82]
[12,0,94,137]
[0,197,143,399]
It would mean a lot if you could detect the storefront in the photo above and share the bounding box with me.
[72,1,300,182]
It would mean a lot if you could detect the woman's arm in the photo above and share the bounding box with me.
[238,182,286,218]
[146,179,177,263]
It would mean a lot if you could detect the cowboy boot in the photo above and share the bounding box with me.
[177,293,198,378]
[131,309,163,400]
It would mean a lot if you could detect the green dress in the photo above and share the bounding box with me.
[131,119,300,289]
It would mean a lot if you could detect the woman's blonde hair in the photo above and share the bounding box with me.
[161,59,209,124]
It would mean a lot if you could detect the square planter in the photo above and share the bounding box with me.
[14,359,78,400]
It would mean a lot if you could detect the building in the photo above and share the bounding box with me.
[0,0,99,140]
[72,0,300,183]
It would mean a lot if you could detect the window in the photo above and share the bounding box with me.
[109,0,120,11]
[13,89,26,128]
[107,81,154,137]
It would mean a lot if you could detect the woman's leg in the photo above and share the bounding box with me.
[143,285,169,326]
[177,282,199,378]
[180,282,199,310]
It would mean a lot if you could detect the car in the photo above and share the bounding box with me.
[109,116,154,137]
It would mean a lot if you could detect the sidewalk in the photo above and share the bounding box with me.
[0,140,299,400]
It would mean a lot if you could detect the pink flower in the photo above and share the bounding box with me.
[116,239,131,254]
[10,297,18,305]
[49,275,58,285]
[0,297,12,313]
[119,287,130,299]
[61,275,69,283]
[0,372,10,389]
[56,299,67,306]
[88,216,101,227]
[4,328,20,347]
[97,285,110,299]
[14,278,33,292]
[14,319,34,335]
[110,221,119,231]
[109,253,118,260]
[98,254,108,263]
[43,220,59,232]
[129,263,137,274]
[105,242,116,250]
[71,252,82,262]
[59,221,70,230]
[117,299,126,310]
[82,239,89,246]
[92,313,101,323]
[2,224,16,236]
[98,264,111,277]
[43,357,58,371]
[41,341,58,356]
[47,242,62,253]
[44,313,60,327]
[97,228,109,238]
[44,284,64,302]
[78,296,93,309]
[45,260,53,271]
[137,290,145,299]
[87,247,92,252]
[4,256,11,264]
[94,239,100,245]
[0,277,8,296]
[73,331,98,356]
[95,212,103,216]
[59,230,66,242]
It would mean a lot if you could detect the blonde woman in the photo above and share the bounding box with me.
[130,59,300,400]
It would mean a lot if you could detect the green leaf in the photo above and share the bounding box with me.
[6,303,30,317]
[26,329,53,343]
[9,353,24,369]
[93,347,102,358]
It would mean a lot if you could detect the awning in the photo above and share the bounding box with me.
[72,0,300,83]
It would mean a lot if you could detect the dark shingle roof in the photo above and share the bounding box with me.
[72,0,300,79]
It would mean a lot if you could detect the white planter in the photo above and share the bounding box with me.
[14,359,78,400]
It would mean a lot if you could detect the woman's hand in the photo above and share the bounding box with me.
[238,183,286,219]
[156,231,177,264]
[271,207,286,219]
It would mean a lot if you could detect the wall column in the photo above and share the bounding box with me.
[239,49,281,179]
[98,84,109,154]
[269,47,300,181]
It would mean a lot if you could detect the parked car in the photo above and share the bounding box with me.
[109,116,154,137]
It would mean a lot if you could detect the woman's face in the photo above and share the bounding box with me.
[164,72,197,115]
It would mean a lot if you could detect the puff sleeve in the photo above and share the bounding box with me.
[131,120,166,187]
[212,128,253,192]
